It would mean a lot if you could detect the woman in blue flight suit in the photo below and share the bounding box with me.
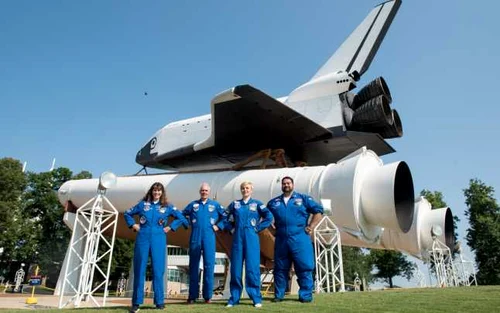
[225,181,273,308]
[124,182,188,313]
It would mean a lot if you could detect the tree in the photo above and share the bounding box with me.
[0,158,26,201]
[420,189,461,247]
[463,179,500,285]
[71,170,92,181]
[0,158,30,272]
[369,249,415,288]
[1,162,154,289]
[342,247,372,290]
[23,168,92,287]
[420,189,447,209]
[101,238,134,283]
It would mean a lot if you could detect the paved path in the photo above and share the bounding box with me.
[0,293,198,310]
[0,294,127,310]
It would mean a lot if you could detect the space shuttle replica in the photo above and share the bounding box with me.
[58,0,454,269]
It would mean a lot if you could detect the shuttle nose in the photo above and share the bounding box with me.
[135,137,157,166]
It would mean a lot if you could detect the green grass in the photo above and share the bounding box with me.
[2,286,499,313]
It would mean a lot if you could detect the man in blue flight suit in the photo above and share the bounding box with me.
[183,182,226,304]
[267,176,323,303]
[124,182,188,313]
[225,181,273,308]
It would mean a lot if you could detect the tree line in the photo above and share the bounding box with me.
[0,157,133,288]
[0,156,499,288]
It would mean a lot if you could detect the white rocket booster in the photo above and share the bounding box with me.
[58,147,415,246]
[341,197,455,258]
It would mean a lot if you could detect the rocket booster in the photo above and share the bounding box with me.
[341,197,455,258]
[59,147,414,249]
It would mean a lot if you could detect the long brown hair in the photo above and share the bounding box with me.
[143,182,168,206]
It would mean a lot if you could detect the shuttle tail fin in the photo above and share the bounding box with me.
[311,0,401,81]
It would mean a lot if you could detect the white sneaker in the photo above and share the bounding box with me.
[226,304,234,308]
[254,303,262,308]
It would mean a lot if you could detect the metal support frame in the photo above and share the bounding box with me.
[260,267,274,296]
[313,215,345,293]
[453,251,478,287]
[414,266,426,288]
[427,237,457,288]
[231,148,289,171]
[116,273,127,297]
[58,191,119,308]
[14,264,25,292]
[353,273,361,291]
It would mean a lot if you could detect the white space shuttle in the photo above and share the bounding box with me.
[58,0,455,267]
[136,0,403,172]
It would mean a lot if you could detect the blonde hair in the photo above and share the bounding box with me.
[240,181,253,189]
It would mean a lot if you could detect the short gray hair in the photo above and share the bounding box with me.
[199,182,211,191]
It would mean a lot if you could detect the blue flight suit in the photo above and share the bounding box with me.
[225,199,273,306]
[267,192,323,302]
[183,199,226,301]
[124,201,188,307]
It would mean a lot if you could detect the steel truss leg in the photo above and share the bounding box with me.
[453,251,478,287]
[58,192,119,308]
[427,238,457,288]
[313,215,345,293]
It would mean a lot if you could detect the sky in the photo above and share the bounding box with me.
[1,0,499,286]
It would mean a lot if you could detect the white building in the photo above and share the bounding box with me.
[127,246,228,298]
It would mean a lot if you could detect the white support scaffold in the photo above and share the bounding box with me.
[427,236,457,288]
[414,266,427,288]
[453,243,478,287]
[58,172,119,309]
[313,214,345,293]
[13,264,25,293]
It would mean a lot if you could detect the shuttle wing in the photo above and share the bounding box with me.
[311,0,401,80]
[193,84,332,155]
[135,0,403,171]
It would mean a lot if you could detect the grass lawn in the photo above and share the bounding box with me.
[1,286,499,313]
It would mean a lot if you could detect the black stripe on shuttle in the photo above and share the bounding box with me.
[359,0,402,75]
[154,144,195,161]
[345,3,384,74]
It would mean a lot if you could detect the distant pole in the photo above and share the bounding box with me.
[50,158,56,171]
[22,161,27,173]
[26,266,40,304]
